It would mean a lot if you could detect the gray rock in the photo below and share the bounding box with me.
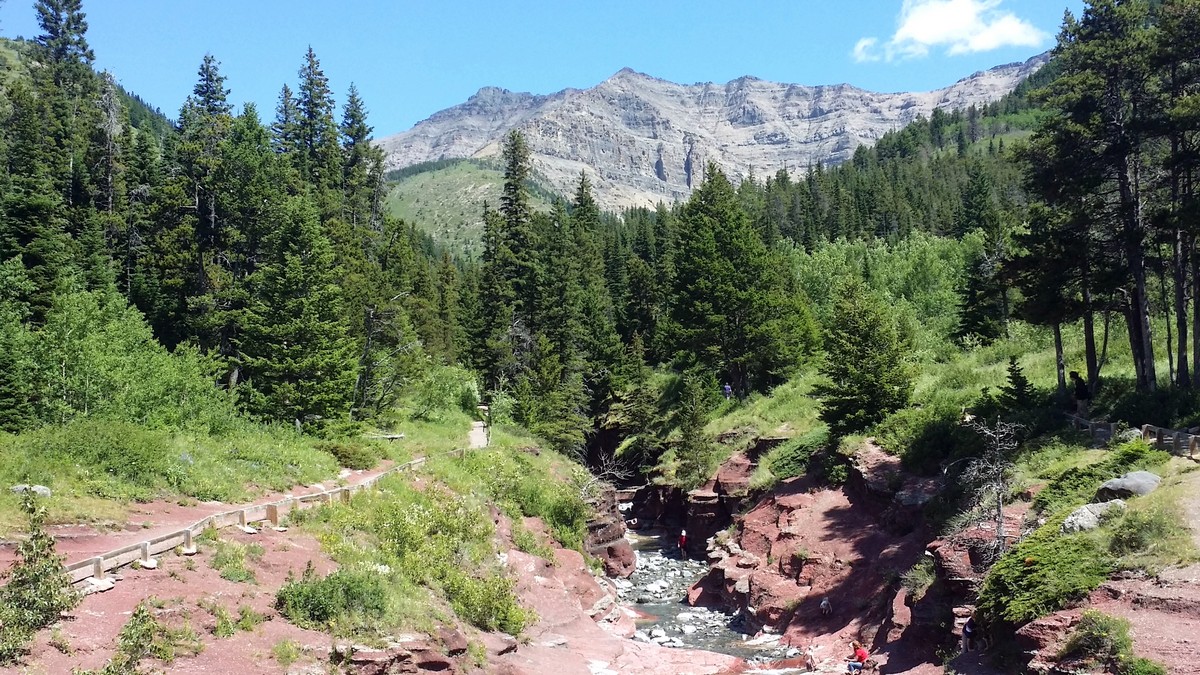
[378,57,1048,214]
[1114,428,1143,444]
[1061,500,1126,533]
[10,484,51,498]
[1096,471,1162,500]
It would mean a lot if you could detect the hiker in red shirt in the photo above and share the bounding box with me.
[677,529,688,556]
[845,640,869,673]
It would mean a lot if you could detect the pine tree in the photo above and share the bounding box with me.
[1029,0,1159,391]
[0,257,35,432]
[0,82,74,321]
[238,197,358,428]
[498,130,540,323]
[270,84,301,157]
[295,47,342,206]
[998,356,1036,411]
[814,279,913,437]
[340,83,383,230]
[673,374,714,489]
[666,163,815,392]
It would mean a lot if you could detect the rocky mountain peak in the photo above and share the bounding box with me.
[378,53,1048,211]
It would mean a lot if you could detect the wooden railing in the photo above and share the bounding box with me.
[1065,413,1198,459]
[61,452,447,587]
[1138,424,1199,459]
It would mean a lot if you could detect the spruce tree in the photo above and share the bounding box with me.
[295,47,342,206]
[814,279,913,437]
[270,83,301,157]
[340,83,383,230]
[238,197,358,428]
[498,130,540,324]
[666,163,815,392]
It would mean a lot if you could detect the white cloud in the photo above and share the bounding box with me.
[852,37,881,63]
[854,0,1048,63]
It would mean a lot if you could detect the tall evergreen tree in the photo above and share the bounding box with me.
[295,47,342,206]
[238,197,357,428]
[666,163,816,392]
[1030,0,1159,391]
[814,279,913,437]
[270,83,301,158]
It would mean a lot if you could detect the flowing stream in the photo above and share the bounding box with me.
[615,530,806,668]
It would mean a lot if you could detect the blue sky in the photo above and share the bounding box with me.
[0,0,1084,136]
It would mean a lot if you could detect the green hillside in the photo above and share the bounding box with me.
[384,158,555,258]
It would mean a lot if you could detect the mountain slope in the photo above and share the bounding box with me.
[378,54,1048,211]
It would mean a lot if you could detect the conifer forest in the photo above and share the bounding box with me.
[1,1,1200,673]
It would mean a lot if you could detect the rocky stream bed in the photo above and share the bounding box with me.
[619,531,809,669]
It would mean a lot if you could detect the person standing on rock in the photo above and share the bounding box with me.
[678,529,687,556]
[845,640,869,673]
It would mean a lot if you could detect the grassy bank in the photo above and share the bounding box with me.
[278,425,590,640]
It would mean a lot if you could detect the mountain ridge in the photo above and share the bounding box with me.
[378,53,1049,210]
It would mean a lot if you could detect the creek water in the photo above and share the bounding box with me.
[617,530,807,669]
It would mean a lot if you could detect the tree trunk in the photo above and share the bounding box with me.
[1053,323,1066,397]
[1193,238,1200,388]
[1160,260,1175,383]
[1083,286,1100,388]
[1176,229,1190,386]
[1118,155,1156,391]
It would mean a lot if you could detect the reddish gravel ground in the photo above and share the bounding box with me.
[0,462,399,569]
[1,526,339,674]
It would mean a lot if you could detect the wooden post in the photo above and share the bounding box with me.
[182,528,198,555]
[139,542,158,569]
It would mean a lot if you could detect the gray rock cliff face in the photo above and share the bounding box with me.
[378,54,1048,211]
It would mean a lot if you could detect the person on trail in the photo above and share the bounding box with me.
[962,615,977,652]
[845,640,869,673]
[723,383,733,400]
[678,529,688,555]
[1070,371,1091,417]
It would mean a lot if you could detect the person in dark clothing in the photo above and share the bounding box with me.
[1070,371,1090,418]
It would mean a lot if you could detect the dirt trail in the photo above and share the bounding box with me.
[469,419,489,449]
[1,421,492,674]
[1019,460,1200,674]
[0,461,401,568]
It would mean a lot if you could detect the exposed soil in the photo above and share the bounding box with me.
[1019,462,1200,675]
[2,526,339,674]
[0,461,399,568]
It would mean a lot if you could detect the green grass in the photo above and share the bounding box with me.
[704,371,823,439]
[0,419,344,536]
[272,639,303,668]
[385,160,554,259]
[208,539,265,584]
[285,426,592,638]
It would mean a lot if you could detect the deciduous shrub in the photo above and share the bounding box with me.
[315,441,380,470]
[1108,507,1182,556]
[875,402,983,473]
[442,569,529,634]
[275,563,389,630]
[1058,610,1166,675]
